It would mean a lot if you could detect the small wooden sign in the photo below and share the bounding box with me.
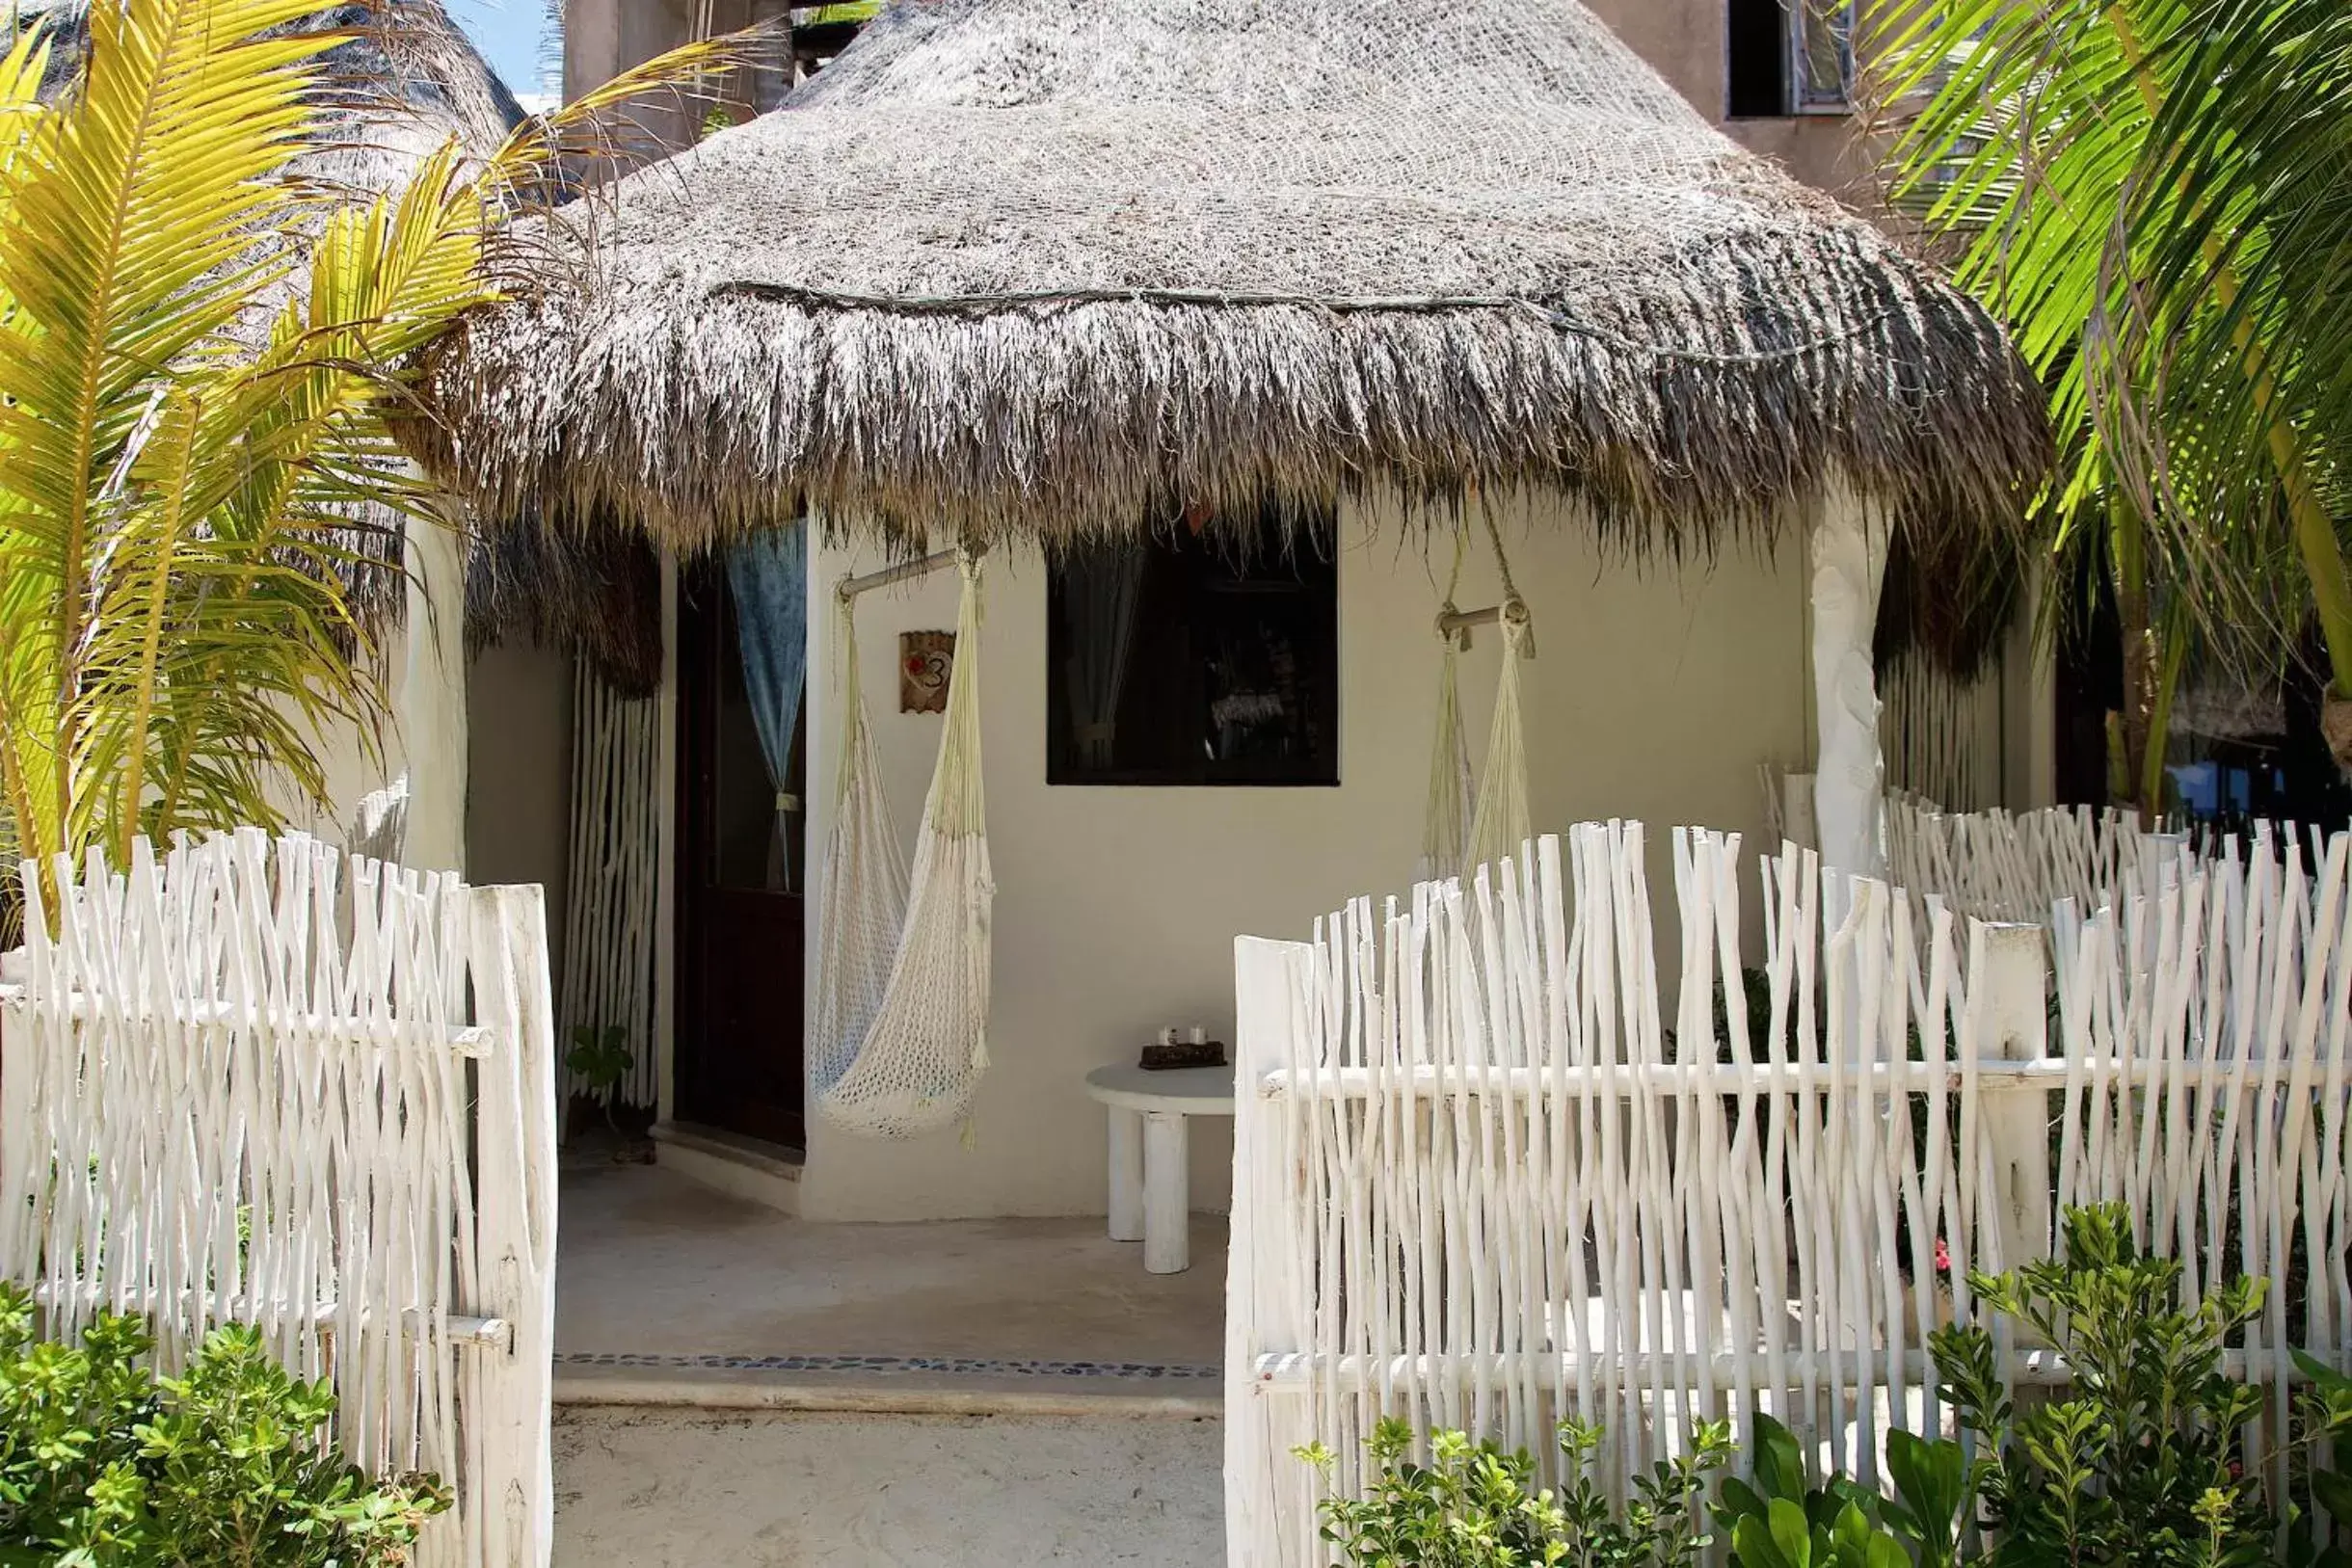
[899,630,954,713]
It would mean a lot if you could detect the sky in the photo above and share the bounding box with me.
[445,0,551,104]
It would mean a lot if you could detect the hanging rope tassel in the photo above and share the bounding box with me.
[1465,604,1533,874]
[1420,528,1476,884]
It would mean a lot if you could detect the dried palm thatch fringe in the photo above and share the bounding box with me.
[466,521,663,696]
[1875,521,2021,683]
[409,0,2048,556]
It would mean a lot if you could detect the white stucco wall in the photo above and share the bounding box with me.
[795,492,1812,1223]
[302,614,574,974]
[468,641,577,982]
[276,518,472,876]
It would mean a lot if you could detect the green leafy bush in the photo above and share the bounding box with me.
[1299,1413,1731,1567]
[0,1284,446,1566]
[2289,1351,2352,1568]
[566,1023,635,1137]
[1297,1204,2339,1568]
[1716,1413,1966,1568]
[1934,1204,2272,1568]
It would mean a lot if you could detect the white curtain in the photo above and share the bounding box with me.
[725,518,810,890]
[1061,544,1146,769]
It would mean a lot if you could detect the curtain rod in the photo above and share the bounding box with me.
[1437,598,1536,657]
[837,548,956,601]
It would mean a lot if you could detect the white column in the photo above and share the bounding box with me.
[2004,559,2059,810]
[394,511,468,875]
[1809,483,1890,907]
[1141,1110,1189,1274]
[1107,1105,1145,1242]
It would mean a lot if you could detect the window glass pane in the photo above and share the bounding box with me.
[1725,0,1792,117]
[1050,514,1339,786]
[1793,0,1855,110]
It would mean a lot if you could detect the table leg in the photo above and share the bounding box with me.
[1107,1105,1144,1243]
[1142,1110,1189,1274]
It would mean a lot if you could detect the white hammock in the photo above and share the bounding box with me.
[1420,524,1533,883]
[810,554,994,1138]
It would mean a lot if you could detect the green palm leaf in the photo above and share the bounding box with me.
[1870,0,2352,782]
[0,0,769,895]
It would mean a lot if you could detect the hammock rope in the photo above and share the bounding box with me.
[1419,531,1475,883]
[1464,608,1532,872]
[1420,517,1534,883]
[810,550,995,1139]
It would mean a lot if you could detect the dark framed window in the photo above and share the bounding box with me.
[1048,515,1339,786]
[1727,0,1854,118]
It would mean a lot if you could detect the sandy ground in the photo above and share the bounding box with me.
[552,1406,1224,1566]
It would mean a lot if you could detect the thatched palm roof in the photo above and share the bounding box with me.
[412,0,2046,556]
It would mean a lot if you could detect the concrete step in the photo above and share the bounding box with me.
[555,1354,1220,1419]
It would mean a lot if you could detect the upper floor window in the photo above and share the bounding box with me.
[1047,513,1340,787]
[746,1,878,111]
[1728,0,1854,118]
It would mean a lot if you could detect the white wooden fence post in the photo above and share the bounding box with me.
[1229,934,1318,1568]
[1215,816,2352,1545]
[0,986,25,1280]
[468,884,560,1568]
[1978,922,2052,1274]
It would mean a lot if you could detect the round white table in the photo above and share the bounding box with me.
[1082,1062,1235,1274]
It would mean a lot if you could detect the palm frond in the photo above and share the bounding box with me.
[1866,0,2347,699]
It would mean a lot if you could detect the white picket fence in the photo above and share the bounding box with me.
[1879,655,2004,814]
[559,665,661,1114]
[1885,795,2152,928]
[1227,818,2352,1567]
[0,830,557,1568]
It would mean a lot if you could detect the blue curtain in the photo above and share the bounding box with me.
[725,520,809,884]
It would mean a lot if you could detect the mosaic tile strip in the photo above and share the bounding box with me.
[557,1351,1222,1382]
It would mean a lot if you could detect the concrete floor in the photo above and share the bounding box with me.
[550,1167,1229,1564]
[556,1164,1227,1373]
[554,1407,1223,1567]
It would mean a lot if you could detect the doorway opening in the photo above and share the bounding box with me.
[675,555,808,1152]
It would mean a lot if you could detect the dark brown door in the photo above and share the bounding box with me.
[676,557,807,1150]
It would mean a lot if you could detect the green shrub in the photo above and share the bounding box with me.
[0,1283,446,1566]
[1296,1204,2331,1568]
[1715,1413,1967,1568]
[1299,1414,1731,1567]
[1934,1203,2272,1568]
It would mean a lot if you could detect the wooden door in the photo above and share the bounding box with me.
[676,557,807,1150]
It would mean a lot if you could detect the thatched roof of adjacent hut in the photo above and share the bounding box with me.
[14,0,587,664]
[19,0,526,258]
[411,0,2047,557]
